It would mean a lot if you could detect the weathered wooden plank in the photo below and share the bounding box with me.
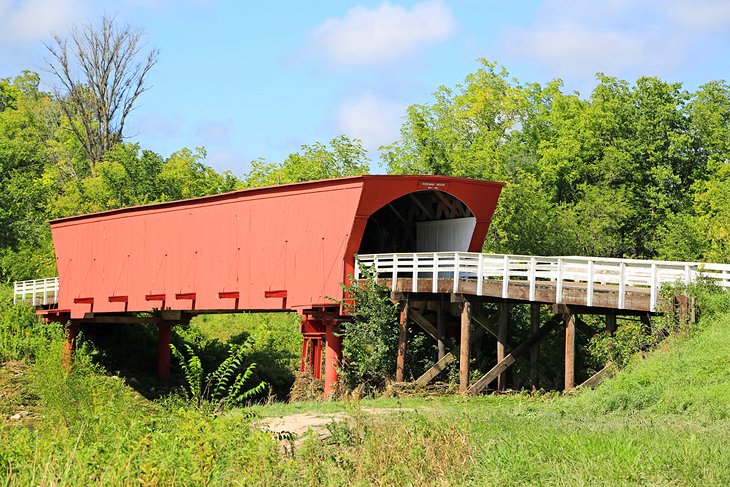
[383,278,654,312]
[577,362,615,389]
[497,301,509,391]
[564,309,576,391]
[437,299,446,361]
[460,301,471,393]
[396,300,408,382]
[471,308,499,339]
[407,308,438,341]
[530,302,540,389]
[467,315,562,395]
[415,352,454,386]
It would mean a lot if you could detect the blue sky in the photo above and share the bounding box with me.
[2,0,730,176]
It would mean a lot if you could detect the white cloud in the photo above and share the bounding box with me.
[335,93,406,151]
[134,114,182,138]
[502,24,653,78]
[0,0,85,42]
[497,0,698,82]
[206,150,245,174]
[664,0,730,31]
[194,120,233,145]
[308,0,457,66]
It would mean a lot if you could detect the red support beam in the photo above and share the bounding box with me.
[63,321,79,372]
[313,338,323,379]
[324,321,342,397]
[157,322,172,379]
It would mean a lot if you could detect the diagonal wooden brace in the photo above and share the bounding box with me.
[467,315,563,395]
[407,308,438,341]
[415,352,454,386]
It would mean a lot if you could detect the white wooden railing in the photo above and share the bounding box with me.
[355,252,730,312]
[13,277,59,307]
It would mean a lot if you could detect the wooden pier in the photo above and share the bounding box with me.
[356,252,730,394]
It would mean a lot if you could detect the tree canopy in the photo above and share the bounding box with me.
[1,53,730,283]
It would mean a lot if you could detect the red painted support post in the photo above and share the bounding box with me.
[313,338,323,379]
[324,321,342,397]
[300,338,309,373]
[157,322,172,379]
[63,321,79,372]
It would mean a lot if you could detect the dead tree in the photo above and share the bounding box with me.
[44,15,159,174]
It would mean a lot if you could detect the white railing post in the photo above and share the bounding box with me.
[477,253,484,296]
[392,254,398,290]
[454,252,460,293]
[684,264,691,285]
[529,256,536,302]
[650,262,658,312]
[354,256,360,280]
[412,253,418,293]
[556,258,563,304]
[502,254,510,299]
[618,261,626,309]
[432,252,438,293]
[587,260,594,307]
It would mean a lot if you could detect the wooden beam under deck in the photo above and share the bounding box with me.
[380,277,659,313]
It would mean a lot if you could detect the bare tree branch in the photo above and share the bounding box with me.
[44,15,159,175]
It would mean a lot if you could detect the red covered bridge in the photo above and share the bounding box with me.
[41,175,504,395]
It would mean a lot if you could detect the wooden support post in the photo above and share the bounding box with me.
[564,308,576,391]
[157,322,172,379]
[459,300,471,393]
[467,315,562,395]
[530,303,540,390]
[497,301,509,391]
[606,313,617,334]
[396,300,408,382]
[437,298,446,361]
[63,321,79,372]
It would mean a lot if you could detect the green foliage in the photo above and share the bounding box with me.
[244,135,369,187]
[171,341,267,411]
[170,343,204,406]
[337,267,400,392]
[183,312,301,399]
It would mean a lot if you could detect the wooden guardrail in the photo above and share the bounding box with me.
[356,252,730,312]
[13,277,59,307]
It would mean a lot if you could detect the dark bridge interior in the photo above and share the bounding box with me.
[358,190,475,254]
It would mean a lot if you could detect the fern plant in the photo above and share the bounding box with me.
[170,341,267,412]
[170,343,204,407]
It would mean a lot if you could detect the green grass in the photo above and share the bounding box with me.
[1,288,729,485]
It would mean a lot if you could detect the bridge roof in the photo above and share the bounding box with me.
[49,175,504,318]
[49,175,504,225]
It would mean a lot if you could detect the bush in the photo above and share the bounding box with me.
[337,267,400,393]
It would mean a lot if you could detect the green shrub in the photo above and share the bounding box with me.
[337,267,400,393]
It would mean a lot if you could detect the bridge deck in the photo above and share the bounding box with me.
[384,277,654,312]
[357,252,730,312]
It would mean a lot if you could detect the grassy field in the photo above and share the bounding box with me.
[1,288,729,485]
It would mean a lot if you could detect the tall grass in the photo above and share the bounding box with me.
[1,286,729,485]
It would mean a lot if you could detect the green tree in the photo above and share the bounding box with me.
[244,135,369,187]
